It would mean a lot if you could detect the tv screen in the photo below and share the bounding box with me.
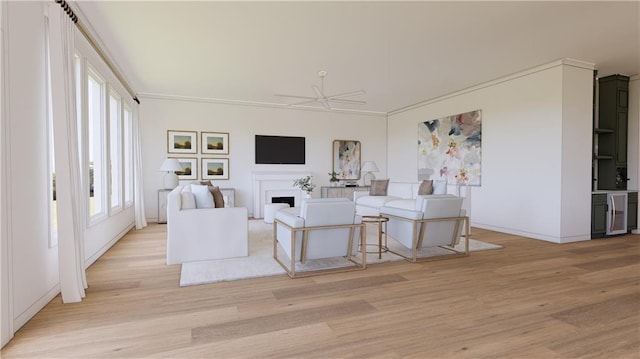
[255,135,305,164]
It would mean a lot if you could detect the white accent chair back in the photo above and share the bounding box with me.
[273,198,365,277]
[166,185,248,265]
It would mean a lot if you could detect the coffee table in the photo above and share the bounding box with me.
[361,215,389,259]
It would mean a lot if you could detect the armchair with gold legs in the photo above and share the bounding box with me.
[273,198,366,278]
[380,195,470,262]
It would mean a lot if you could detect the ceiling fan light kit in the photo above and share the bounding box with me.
[275,70,366,110]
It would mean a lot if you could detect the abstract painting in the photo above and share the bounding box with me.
[418,109,482,186]
[332,140,361,180]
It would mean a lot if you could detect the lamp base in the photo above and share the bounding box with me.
[363,172,376,186]
[163,172,179,189]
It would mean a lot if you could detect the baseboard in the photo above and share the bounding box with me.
[14,283,60,332]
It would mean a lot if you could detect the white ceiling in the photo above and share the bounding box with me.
[74,1,640,114]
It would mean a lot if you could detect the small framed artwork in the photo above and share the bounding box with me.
[201,131,229,155]
[172,157,197,180]
[167,130,197,154]
[332,140,361,180]
[202,158,229,180]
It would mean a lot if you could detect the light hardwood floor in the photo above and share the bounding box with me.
[2,223,639,358]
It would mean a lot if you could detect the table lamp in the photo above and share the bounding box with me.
[361,161,379,186]
[159,158,183,189]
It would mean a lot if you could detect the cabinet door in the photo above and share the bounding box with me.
[628,192,637,231]
[616,111,627,166]
[591,194,607,238]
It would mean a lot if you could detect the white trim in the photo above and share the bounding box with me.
[13,284,60,332]
[84,223,133,267]
[0,0,13,347]
[389,58,596,116]
[472,223,590,244]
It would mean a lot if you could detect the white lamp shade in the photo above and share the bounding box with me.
[361,161,379,173]
[160,158,183,172]
[160,158,182,189]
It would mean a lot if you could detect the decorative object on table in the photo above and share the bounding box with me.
[159,158,184,189]
[171,157,197,181]
[332,139,361,180]
[201,131,229,155]
[201,158,229,180]
[167,130,197,154]
[418,109,482,186]
[328,171,339,186]
[361,161,379,186]
[293,175,315,195]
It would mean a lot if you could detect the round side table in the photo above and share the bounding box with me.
[361,215,389,259]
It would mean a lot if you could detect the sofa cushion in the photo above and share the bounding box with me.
[418,180,434,195]
[357,195,401,208]
[383,199,416,211]
[191,184,214,208]
[370,179,389,196]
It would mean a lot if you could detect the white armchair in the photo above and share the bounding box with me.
[380,195,469,262]
[166,185,248,265]
[273,198,366,278]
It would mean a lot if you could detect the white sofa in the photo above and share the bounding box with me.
[353,180,447,216]
[273,198,365,277]
[166,185,248,265]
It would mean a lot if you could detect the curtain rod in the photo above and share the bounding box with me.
[54,0,140,104]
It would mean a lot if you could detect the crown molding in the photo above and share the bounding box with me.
[389,58,595,116]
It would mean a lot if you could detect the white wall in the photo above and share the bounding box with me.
[139,98,387,219]
[388,60,594,243]
[0,2,135,343]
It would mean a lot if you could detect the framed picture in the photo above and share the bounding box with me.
[167,130,197,154]
[201,158,229,180]
[332,140,361,180]
[201,131,229,155]
[171,157,197,180]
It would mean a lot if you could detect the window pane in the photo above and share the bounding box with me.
[109,91,121,210]
[87,71,104,218]
[123,106,133,206]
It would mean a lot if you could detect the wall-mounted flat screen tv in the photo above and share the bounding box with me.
[255,135,305,164]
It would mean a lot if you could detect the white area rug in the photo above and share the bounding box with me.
[180,220,502,286]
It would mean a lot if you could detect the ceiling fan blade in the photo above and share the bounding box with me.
[326,89,366,99]
[327,98,366,105]
[312,85,324,99]
[274,93,317,100]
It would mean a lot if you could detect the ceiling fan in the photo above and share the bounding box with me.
[275,70,366,110]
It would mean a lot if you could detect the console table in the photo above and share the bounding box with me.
[321,186,370,200]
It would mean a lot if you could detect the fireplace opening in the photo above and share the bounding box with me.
[271,196,294,207]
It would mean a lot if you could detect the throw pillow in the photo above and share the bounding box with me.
[418,180,434,195]
[210,186,225,208]
[433,180,447,194]
[200,180,213,186]
[370,179,389,196]
[180,191,196,209]
[190,184,214,208]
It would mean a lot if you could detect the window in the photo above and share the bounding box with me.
[108,89,122,212]
[87,67,106,221]
[123,105,133,206]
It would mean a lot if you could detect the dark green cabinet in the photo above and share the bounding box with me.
[595,75,629,190]
[591,193,607,238]
[628,191,637,232]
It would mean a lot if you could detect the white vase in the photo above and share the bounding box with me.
[304,192,312,199]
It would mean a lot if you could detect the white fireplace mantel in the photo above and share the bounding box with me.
[252,171,312,218]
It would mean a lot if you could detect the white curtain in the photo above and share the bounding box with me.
[46,3,87,303]
[133,104,147,229]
